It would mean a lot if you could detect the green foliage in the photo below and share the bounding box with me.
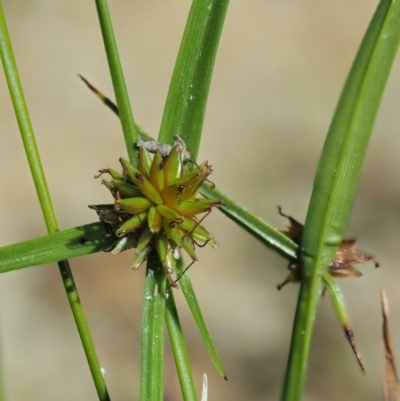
[0,1,399,401]
[281,2,400,399]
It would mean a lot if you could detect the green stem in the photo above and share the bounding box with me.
[0,4,109,400]
[140,253,166,401]
[59,260,111,400]
[280,278,322,400]
[95,0,140,164]
[281,0,400,399]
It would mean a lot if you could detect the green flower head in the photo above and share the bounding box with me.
[90,138,222,286]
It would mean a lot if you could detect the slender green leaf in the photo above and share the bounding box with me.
[322,273,365,373]
[282,1,400,400]
[158,0,230,157]
[166,288,198,401]
[177,258,227,379]
[200,182,297,261]
[95,0,141,164]
[0,223,109,272]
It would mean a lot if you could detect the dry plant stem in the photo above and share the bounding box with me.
[0,4,109,400]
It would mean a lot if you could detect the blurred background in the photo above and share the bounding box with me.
[1,1,400,400]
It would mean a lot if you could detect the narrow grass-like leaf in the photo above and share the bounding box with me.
[165,289,198,401]
[79,74,119,115]
[140,252,166,401]
[322,273,365,373]
[176,258,226,379]
[158,0,230,157]
[95,0,141,164]
[281,2,400,400]
[0,223,109,272]
[79,75,152,141]
[0,4,110,399]
[200,182,297,261]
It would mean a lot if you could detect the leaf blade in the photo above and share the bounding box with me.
[177,259,227,379]
[281,2,400,400]
[158,0,230,157]
[166,289,199,401]
[95,0,141,164]
[0,223,108,272]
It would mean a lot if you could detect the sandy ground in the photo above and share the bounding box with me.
[1,1,400,400]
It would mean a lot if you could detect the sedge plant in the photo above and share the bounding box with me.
[0,1,399,400]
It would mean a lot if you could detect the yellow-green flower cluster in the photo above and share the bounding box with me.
[90,141,222,285]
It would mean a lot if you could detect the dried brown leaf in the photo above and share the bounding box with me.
[277,207,378,289]
[381,289,400,401]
